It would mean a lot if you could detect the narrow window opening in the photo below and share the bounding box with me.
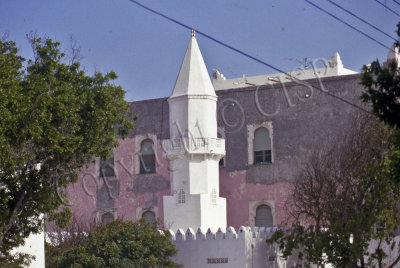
[211,189,217,205]
[101,212,114,224]
[142,211,156,225]
[255,205,273,227]
[253,127,272,164]
[177,189,186,204]
[100,150,115,177]
[140,139,156,174]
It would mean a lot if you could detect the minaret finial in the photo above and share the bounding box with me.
[191,29,195,37]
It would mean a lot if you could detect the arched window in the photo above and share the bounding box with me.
[253,127,272,164]
[142,211,156,225]
[101,212,114,224]
[100,150,115,177]
[210,189,217,205]
[255,205,273,227]
[140,139,155,174]
[177,189,185,204]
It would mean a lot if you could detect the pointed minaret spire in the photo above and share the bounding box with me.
[171,31,216,97]
[163,31,226,231]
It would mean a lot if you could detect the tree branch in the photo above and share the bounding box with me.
[0,190,26,245]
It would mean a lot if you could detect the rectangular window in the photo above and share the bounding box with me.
[254,150,272,164]
[140,155,156,174]
[100,152,115,177]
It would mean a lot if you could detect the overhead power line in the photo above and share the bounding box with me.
[393,0,400,7]
[305,0,392,51]
[373,0,400,17]
[127,0,372,114]
[324,0,397,42]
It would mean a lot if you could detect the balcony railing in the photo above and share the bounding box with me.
[162,138,225,157]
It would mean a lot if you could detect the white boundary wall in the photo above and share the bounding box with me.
[171,226,400,268]
[170,226,309,268]
[11,231,45,268]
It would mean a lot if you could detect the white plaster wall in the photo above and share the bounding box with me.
[164,193,226,231]
[187,97,217,138]
[171,227,317,268]
[11,231,45,268]
[169,95,217,140]
[200,194,226,230]
[189,156,220,195]
[169,97,189,139]
[164,194,202,230]
[172,227,247,268]
[168,156,221,195]
[172,227,400,268]
[367,236,400,267]
[169,158,190,194]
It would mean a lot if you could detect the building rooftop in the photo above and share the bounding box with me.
[212,52,357,90]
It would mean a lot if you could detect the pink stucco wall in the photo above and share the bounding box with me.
[219,168,292,228]
[113,138,171,222]
[66,163,98,224]
[63,137,292,230]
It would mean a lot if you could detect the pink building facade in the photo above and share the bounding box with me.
[66,75,362,230]
[65,34,364,231]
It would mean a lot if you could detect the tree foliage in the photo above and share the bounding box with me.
[48,219,182,268]
[269,22,400,268]
[361,23,400,130]
[361,22,400,187]
[0,35,134,265]
[45,215,95,268]
[268,114,400,268]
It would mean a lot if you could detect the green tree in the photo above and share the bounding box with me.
[269,22,400,268]
[361,22,400,187]
[361,22,400,130]
[50,219,182,268]
[0,35,134,266]
[268,114,400,268]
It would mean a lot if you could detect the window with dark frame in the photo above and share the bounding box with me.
[142,211,156,225]
[253,127,272,164]
[255,205,273,227]
[100,150,115,177]
[101,212,114,224]
[139,139,156,174]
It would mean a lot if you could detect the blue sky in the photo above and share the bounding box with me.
[1,0,399,101]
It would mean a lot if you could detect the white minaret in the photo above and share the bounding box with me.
[163,31,226,231]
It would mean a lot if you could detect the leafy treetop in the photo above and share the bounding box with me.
[0,35,134,265]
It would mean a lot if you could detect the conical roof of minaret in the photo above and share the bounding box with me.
[171,31,216,97]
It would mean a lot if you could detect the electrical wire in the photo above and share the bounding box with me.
[373,0,400,17]
[324,0,397,42]
[305,0,392,51]
[127,0,373,114]
[393,0,400,7]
